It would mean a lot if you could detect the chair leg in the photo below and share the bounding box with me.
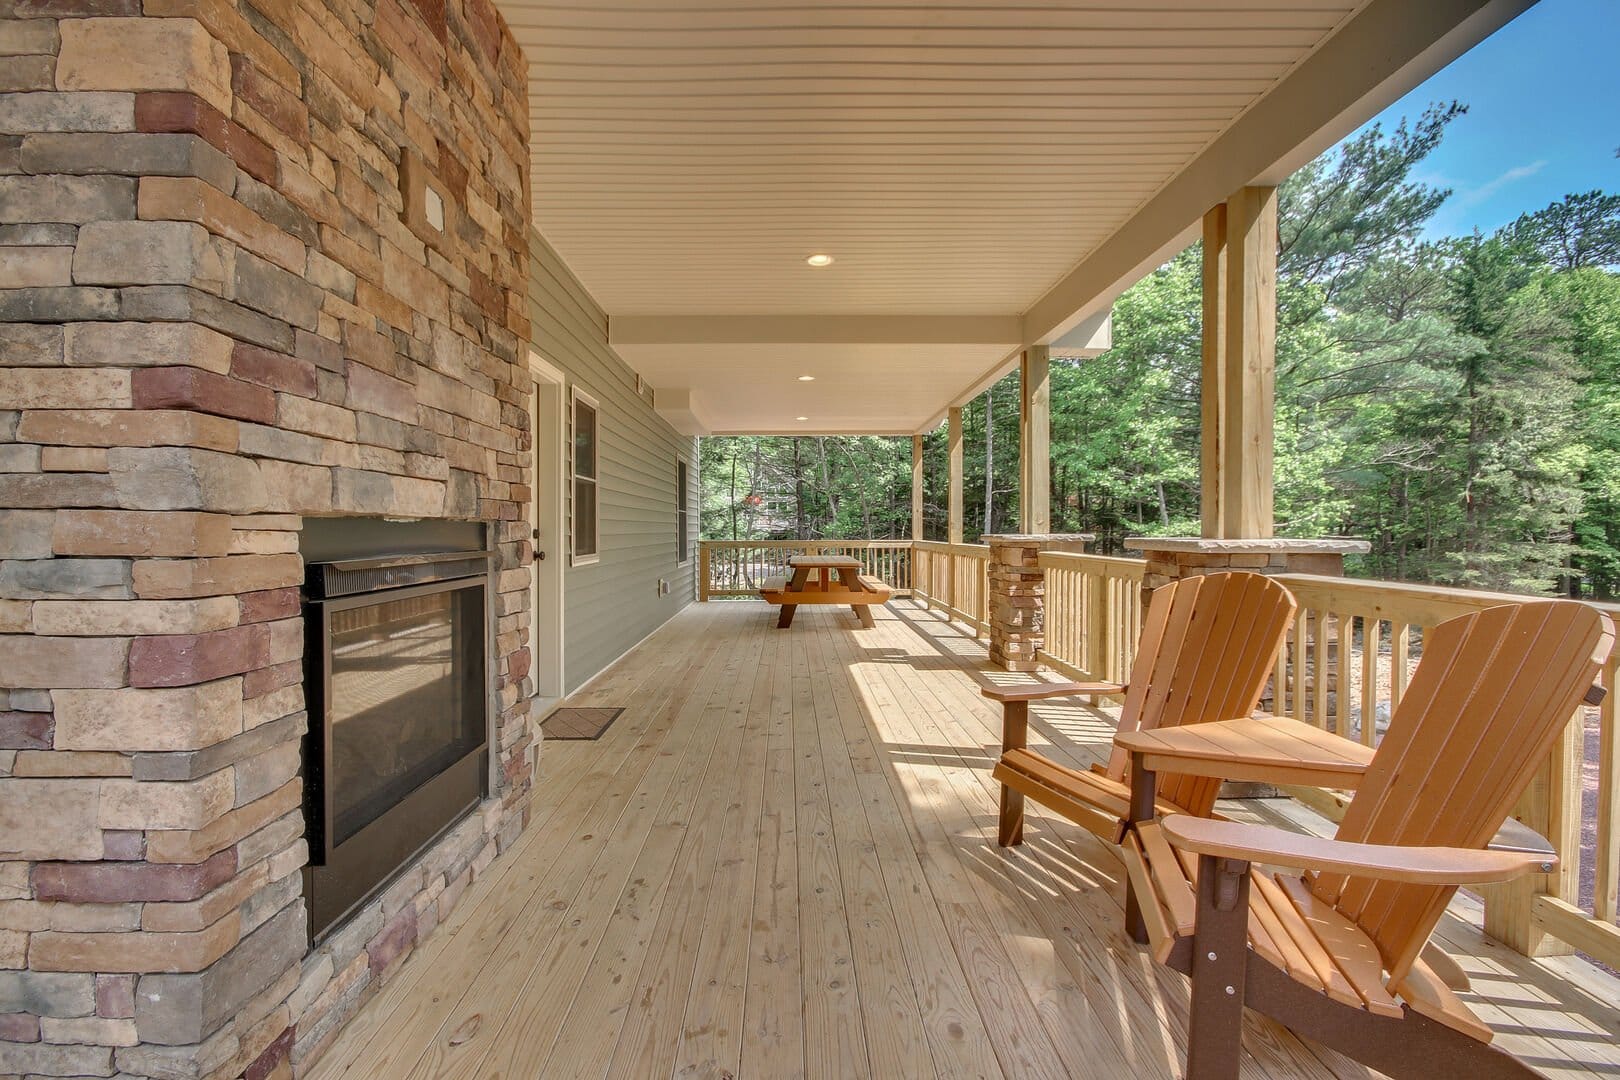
[1186,854,1251,1080]
[1124,887,1148,945]
[998,785,1024,846]
[1124,754,1158,945]
[997,700,1028,847]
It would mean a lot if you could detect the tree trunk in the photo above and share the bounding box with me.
[793,437,807,537]
[746,439,763,537]
[816,436,838,530]
[729,449,738,541]
[983,386,994,537]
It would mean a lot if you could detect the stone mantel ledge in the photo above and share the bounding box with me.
[1124,536,1370,555]
[981,533,1096,546]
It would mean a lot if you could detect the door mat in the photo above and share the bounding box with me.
[541,706,625,741]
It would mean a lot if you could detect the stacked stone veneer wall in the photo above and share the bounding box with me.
[0,0,533,1074]
[982,534,1092,672]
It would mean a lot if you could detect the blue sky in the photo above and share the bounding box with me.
[1360,0,1619,240]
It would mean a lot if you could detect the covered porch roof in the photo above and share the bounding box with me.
[500,0,1528,435]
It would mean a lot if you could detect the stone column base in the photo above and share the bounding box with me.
[982,533,1093,671]
[1124,536,1371,604]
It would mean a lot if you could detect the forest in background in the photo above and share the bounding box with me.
[700,104,1620,598]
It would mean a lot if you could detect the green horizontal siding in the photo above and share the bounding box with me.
[529,232,698,693]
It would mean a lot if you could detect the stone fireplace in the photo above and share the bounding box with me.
[298,519,491,940]
[0,0,536,1075]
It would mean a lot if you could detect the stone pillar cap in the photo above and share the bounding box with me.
[1124,536,1371,554]
[980,533,1097,543]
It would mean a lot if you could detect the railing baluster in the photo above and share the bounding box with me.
[1360,616,1380,746]
[1390,622,1411,711]
[1292,613,1308,723]
[1334,610,1350,738]
[1312,611,1329,729]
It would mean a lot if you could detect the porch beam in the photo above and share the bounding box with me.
[1019,346,1050,534]
[609,313,1020,346]
[911,433,925,542]
[948,405,964,545]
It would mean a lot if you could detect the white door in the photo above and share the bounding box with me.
[528,353,566,713]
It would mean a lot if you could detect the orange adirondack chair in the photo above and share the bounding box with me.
[1122,600,1613,1080]
[984,571,1296,853]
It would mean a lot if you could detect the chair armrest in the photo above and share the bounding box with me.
[1158,815,1556,886]
[982,681,1124,703]
[1115,716,1375,789]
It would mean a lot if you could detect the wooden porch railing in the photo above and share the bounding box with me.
[910,540,992,637]
[1037,551,1145,685]
[697,539,913,600]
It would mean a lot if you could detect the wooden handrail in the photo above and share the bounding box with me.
[911,540,991,637]
[1037,551,1145,685]
[697,539,915,598]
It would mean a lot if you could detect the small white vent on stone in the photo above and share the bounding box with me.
[424,186,444,232]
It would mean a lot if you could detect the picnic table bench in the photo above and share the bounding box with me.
[759,554,892,628]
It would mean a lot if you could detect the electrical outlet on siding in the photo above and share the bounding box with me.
[657,578,669,596]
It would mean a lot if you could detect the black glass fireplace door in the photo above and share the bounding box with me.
[305,575,488,939]
[327,584,483,845]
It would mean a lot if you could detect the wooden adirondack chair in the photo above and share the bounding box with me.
[1120,600,1614,1080]
[984,571,1296,852]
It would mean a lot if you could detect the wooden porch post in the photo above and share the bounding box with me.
[1019,345,1050,534]
[911,433,925,541]
[1200,186,1276,539]
[1200,203,1228,539]
[948,405,964,545]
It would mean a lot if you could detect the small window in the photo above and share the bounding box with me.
[676,458,690,564]
[571,389,599,566]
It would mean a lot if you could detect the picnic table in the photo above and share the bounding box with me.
[759,554,892,629]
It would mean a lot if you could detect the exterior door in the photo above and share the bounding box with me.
[528,353,565,712]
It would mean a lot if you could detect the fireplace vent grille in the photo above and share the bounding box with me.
[307,549,492,599]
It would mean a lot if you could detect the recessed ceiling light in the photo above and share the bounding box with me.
[795,416,809,421]
[797,375,815,382]
[806,254,833,267]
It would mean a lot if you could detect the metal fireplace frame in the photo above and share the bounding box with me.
[302,548,493,941]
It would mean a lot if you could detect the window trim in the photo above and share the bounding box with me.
[570,386,600,567]
[676,457,691,566]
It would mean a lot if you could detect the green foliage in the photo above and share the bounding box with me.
[697,106,1620,598]
[1506,190,1620,271]
[700,435,917,541]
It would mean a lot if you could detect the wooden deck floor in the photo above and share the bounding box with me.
[312,600,1620,1080]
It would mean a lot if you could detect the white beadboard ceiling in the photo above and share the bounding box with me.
[499,0,1523,433]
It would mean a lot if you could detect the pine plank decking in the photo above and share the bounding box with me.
[311,601,1620,1080]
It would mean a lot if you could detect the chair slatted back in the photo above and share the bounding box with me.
[1107,572,1297,816]
[1313,601,1613,984]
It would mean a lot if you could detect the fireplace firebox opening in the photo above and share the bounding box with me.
[300,518,493,941]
